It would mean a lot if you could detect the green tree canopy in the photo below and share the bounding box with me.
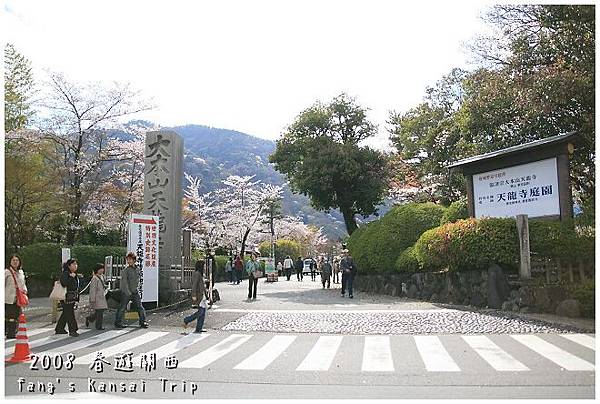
[270,94,389,235]
[390,5,594,210]
[4,43,35,132]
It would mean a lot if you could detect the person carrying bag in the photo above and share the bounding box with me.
[55,258,81,337]
[245,253,260,300]
[85,263,108,330]
[5,254,28,339]
[183,261,208,333]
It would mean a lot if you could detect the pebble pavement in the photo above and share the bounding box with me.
[221,309,592,335]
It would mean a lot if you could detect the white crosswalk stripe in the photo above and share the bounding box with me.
[11,329,596,375]
[74,331,168,364]
[559,334,595,351]
[5,330,93,356]
[179,334,253,369]
[234,335,297,370]
[462,335,529,371]
[511,334,595,371]
[362,336,394,371]
[132,332,210,367]
[5,328,53,347]
[42,330,129,356]
[297,336,343,371]
[414,336,460,372]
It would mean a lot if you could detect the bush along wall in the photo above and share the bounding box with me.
[17,243,126,297]
[347,202,446,274]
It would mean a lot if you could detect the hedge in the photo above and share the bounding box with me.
[347,202,446,273]
[440,199,469,225]
[410,218,595,273]
[18,243,126,279]
[569,279,594,318]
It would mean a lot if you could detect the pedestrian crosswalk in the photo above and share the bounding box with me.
[5,328,595,374]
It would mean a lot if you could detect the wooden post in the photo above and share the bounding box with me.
[516,214,531,280]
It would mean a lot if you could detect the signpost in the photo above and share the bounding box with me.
[127,213,160,304]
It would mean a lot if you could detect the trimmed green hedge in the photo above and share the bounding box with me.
[409,218,595,273]
[347,202,446,273]
[440,199,469,225]
[18,243,126,279]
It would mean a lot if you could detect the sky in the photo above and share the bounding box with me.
[4,0,494,150]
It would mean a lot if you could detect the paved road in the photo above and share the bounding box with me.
[4,277,595,399]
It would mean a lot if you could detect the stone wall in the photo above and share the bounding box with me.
[354,268,587,318]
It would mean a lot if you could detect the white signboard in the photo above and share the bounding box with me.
[61,248,71,265]
[127,214,160,303]
[473,158,560,219]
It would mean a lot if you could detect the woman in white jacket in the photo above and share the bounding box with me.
[5,254,27,339]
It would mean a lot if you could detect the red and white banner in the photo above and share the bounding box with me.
[127,213,160,303]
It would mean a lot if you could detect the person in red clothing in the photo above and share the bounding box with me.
[233,255,243,285]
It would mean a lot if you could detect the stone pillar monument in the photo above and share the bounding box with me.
[143,131,184,300]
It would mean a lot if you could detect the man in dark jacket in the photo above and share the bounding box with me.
[340,249,357,298]
[295,257,303,281]
[115,252,148,328]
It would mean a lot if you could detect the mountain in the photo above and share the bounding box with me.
[167,124,349,240]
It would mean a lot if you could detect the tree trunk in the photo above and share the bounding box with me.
[240,228,251,259]
[340,206,357,235]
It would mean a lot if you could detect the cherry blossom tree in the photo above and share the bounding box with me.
[184,173,284,255]
[33,72,153,244]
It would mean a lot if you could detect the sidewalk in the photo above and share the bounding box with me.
[21,278,595,333]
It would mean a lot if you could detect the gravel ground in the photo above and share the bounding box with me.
[221,309,593,335]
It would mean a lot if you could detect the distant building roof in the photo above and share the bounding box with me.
[448,132,579,171]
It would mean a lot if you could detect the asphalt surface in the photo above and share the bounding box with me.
[4,276,596,399]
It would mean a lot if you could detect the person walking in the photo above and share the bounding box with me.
[245,253,260,300]
[295,256,303,281]
[114,252,149,329]
[310,259,317,281]
[183,260,208,333]
[332,258,340,284]
[283,255,294,281]
[55,258,80,336]
[5,254,28,339]
[321,258,332,289]
[225,257,234,284]
[340,249,357,298]
[234,255,243,285]
[276,261,283,277]
[85,263,108,330]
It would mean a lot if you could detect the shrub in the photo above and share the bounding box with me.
[529,220,595,263]
[412,218,595,273]
[413,218,520,272]
[19,243,126,279]
[569,279,595,318]
[347,202,446,273]
[395,246,419,273]
[440,198,469,225]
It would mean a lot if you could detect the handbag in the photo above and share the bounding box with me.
[50,280,67,301]
[253,270,264,278]
[10,269,29,307]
